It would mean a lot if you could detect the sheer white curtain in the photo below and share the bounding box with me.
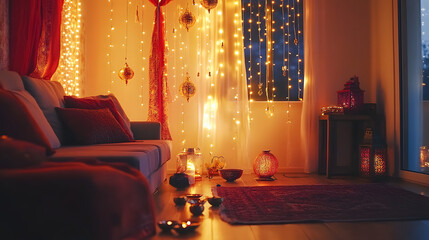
[301,0,324,173]
[197,0,250,170]
[0,0,9,70]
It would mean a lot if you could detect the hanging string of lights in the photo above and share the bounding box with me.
[58,0,82,96]
[242,0,303,117]
[107,0,114,93]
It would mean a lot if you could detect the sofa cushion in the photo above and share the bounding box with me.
[22,76,66,143]
[9,90,61,149]
[56,108,132,145]
[87,94,131,135]
[0,88,57,154]
[0,70,25,91]
[64,96,134,141]
[49,140,171,178]
[0,136,46,169]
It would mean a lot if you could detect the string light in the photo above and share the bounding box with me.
[57,0,82,96]
[242,0,303,119]
[107,0,114,93]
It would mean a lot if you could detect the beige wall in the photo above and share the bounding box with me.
[82,0,396,174]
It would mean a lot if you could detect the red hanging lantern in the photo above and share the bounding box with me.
[253,150,278,180]
[337,75,364,113]
[200,0,218,13]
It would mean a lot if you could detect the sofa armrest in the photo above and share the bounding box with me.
[130,121,161,140]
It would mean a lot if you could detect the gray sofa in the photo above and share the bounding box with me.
[0,70,171,192]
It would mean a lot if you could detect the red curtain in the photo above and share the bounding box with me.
[9,0,63,80]
[147,0,173,140]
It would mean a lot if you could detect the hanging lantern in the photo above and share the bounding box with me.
[118,62,134,85]
[179,8,196,31]
[253,150,279,180]
[200,0,218,13]
[179,72,196,102]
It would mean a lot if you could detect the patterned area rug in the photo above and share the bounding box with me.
[212,184,429,225]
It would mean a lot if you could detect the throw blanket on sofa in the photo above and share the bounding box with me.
[0,160,156,240]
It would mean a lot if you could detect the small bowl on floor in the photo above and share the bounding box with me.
[173,196,187,206]
[157,220,179,231]
[186,194,203,204]
[219,169,243,182]
[207,196,224,207]
[172,221,200,234]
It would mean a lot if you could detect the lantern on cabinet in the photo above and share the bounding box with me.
[337,75,364,113]
[253,150,278,180]
[177,148,203,182]
[359,144,387,178]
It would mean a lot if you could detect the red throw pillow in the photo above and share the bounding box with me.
[63,96,134,140]
[56,108,132,145]
[0,135,46,169]
[0,89,54,155]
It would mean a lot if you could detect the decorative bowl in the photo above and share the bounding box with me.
[157,220,179,231]
[219,169,243,182]
[173,196,187,206]
[186,194,203,204]
[207,196,224,207]
[172,221,200,234]
[189,203,205,216]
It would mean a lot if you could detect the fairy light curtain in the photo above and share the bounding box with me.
[147,0,174,140]
[0,0,8,70]
[197,0,250,169]
[242,0,304,102]
[9,0,64,79]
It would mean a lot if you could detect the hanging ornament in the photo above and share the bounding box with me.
[200,0,218,13]
[179,8,196,31]
[118,62,134,85]
[179,72,196,102]
[119,0,133,85]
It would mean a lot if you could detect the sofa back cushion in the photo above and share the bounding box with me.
[0,71,60,149]
[0,70,25,91]
[56,108,132,145]
[64,96,134,140]
[0,89,55,155]
[22,76,66,143]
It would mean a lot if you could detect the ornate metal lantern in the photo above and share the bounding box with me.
[337,75,364,113]
[179,72,196,102]
[118,62,134,85]
[200,0,218,13]
[179,8,196,31]
[177,148,203,181]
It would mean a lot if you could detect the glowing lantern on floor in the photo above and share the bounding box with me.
[253,150,278,180]
[359,145,387,177]
[337,75,364,113]
[177,148,203,182]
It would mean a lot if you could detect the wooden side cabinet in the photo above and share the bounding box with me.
[318,114,374,178]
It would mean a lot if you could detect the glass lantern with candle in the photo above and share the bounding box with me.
[176,148,203,181]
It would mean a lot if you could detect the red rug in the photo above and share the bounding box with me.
[212,184,429,224]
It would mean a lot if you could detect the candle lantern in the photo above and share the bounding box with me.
[420,146,429,169]
[177,148,203,181]
[359,144,387,178]
[337,75,364,113]
[253,150,279,180]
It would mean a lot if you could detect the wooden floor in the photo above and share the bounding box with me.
[150,173,429,240]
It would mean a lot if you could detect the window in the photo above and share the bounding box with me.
[400,0,429,175]
[242,0,304,101]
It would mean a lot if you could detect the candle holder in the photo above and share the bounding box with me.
[172,221,200,234]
